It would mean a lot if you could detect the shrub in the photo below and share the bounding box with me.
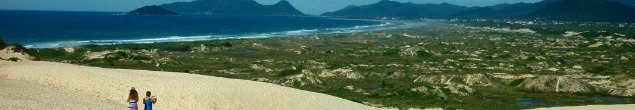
[9,43,39,60]
[163,45,191,52]
[0,36,7,49]
[275,65,304,77]
[499,54,512,58]
[115,51,129,58]
[221,42,233,47]
[326,61,348,69]
[81,45,110,52]
[204,43,218,47]
[32,48,70,61]
[334,35,347,38]
[416,50,433,58]
[383,49,400,56]
[104,51,128,61]
[509,79,525,86]
[11,43,24,52]
[588,66,615,75]
[8,57,20,62]
[380,80,390,89]
[131,56,151,61]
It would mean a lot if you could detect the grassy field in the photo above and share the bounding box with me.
[30,21,635,109]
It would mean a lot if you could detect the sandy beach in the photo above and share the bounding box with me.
[0,61,382,110]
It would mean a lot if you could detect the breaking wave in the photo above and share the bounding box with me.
[26,21,420,48]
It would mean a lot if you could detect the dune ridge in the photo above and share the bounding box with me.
[2,61,634,110]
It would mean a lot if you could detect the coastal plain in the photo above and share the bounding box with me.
[2,21,635,109]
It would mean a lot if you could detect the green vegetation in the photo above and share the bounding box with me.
[33,48,84,61]
[0,36,39,61]
[458,21,635,39]
[276,65,304,77]
[33,21,635,109]
[10,43,37,59]
[382,49,400,56]
[127,5,178,16]
[8,57,20,62]
[0,36,7,49]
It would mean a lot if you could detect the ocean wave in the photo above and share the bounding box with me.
[26,21,420,48]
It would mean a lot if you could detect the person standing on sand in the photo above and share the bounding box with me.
[127,87,139,110]
[143,91,158,110]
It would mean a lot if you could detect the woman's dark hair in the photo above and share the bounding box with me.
[146,91,151,97]
[128,88,139,101]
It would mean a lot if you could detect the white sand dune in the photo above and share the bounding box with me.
[0,61,382,110]
[2,61,634,110]
[0,46,37,61]
[0,79,120,109]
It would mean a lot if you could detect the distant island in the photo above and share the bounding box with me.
[158,0,305,16]
[127,5,178,16]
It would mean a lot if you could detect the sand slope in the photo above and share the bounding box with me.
[3,61,633,110]
[0,79,120,109]
[0,61,382,110]
[0,46,36,61]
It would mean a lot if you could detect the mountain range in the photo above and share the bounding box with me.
[127,0,635,22]
[159,0,304,16]
[322,0,635,22]
[528,0,635,22]
[321,0,472,18]
[447,0,558,19]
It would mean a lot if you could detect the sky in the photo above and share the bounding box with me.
[0,0,543,15]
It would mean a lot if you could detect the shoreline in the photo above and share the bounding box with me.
[24,20,422,49]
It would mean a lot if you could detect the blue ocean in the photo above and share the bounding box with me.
[0,10,413,48]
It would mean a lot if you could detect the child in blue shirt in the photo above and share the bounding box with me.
[143,91,158,110]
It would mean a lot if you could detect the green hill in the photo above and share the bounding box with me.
[159,0,304,16]
[127,6,178,16]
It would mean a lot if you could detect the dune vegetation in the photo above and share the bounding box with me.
[30,21,635,109]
